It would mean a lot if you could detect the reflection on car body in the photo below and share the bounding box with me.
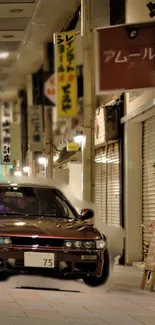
[0,183,110,287]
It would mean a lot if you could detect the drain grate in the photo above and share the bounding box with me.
[16,286,81,293]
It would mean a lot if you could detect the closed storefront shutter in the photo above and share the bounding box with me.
[107,142,120,226]
[95,147,106,223]
[95,141,120,226]
[143,117,155,256]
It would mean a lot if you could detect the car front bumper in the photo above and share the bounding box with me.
[0,247,105,278]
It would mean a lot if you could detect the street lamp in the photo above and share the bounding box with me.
[23,166,30,173]
[23,166,30,176]
[14,170,22,177]
[38,157,47,177]
[38,157,46,166]
[74,134,83,145]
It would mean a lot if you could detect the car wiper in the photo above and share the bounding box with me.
[0,212,31,216]
[41,214,70,218]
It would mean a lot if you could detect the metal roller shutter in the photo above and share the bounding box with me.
[143,117,155,255]
[95,147,106,223]
[95,142,120,226]
[107,142,120,226]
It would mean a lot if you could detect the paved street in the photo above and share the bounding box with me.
[0,266,154,325]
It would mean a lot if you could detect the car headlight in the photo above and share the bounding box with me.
[65,241,72,248]
[64,240,95,249]
[74,241,82,248]
[84,241,93,249]
[0,237,12,245]
[96,240,105,249]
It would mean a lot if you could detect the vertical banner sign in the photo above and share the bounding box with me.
[11,101,22,162]
[55,30,77,117]
[29,105,43,152]
[1,102,12,164]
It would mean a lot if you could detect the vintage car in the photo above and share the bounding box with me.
[0,182,110,287]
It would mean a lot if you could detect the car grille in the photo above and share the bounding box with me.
[10,237,64,247]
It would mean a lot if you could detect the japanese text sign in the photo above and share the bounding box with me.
[67,142,79,152]
[55,30,77,117]
[44,73,56,105]
[0,102,12,165]
[96,22,155,92]
[29,105,43,152]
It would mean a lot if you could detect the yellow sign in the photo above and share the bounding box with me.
[55,31,77,117]
[67,142,79,152]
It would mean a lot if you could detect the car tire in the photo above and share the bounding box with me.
[0,273,9,281]
[83,248,110,287]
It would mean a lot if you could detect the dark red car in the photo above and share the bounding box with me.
[0,183,110,286]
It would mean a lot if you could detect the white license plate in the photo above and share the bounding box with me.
[24,252,55,268]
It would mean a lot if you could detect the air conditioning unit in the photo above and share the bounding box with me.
[104,104,120,141]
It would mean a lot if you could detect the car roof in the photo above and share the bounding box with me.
[0,183,57,189]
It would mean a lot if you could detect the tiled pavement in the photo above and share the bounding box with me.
[0,266,154,325]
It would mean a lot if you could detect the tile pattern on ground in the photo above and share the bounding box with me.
[0,266,154,325]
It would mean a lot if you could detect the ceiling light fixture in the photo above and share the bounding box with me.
[0,52,9,59]
[9,9,23,14]
[2,35,14,39]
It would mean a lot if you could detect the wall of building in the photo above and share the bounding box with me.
[54,168,69,184]
[75,0,110,31]
[69,163,83,199]
[125,0,155,116]
[126,0,155,24]
[124,0,155,263]
[124,122,143,264]
[125,90,155,116]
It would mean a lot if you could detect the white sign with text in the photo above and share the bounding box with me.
[1,102,12,165]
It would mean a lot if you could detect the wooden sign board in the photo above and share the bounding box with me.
[141,228,155,292]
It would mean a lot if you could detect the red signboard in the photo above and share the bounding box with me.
[96,22,155,93]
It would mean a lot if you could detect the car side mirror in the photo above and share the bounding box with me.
[80,209,94,221]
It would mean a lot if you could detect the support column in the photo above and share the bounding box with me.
[26,74,35,177]
[81,0,95,202]
[124,122,143,264]
[44,106,53,178]
[43,44,53,179]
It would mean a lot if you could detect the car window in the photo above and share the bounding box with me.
[0,186,76,218]
[55,195,74,218]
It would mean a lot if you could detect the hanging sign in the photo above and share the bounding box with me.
[29,105,43,152]
[96,21,155,93]
[55,30,77,117]
[44,73,56,105]
[67,142,79,152]
[95,107,105,146]
[1,101,12,165]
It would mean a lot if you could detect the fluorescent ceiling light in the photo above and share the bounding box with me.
[2,35,14,39]
[0,52,9,59]
[15,222,25,227]
[9,9,23,14]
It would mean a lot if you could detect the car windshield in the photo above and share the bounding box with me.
[0,186,76,219]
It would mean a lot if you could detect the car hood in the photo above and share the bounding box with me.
[0,217,101,240]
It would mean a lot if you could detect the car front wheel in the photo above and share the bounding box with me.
[83,248,110,287]
[0,273,9,281]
